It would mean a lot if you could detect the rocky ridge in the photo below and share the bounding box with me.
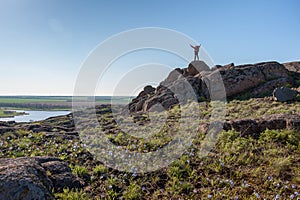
[129,61,300,113]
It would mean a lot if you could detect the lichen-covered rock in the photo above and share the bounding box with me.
[0,157,84,200]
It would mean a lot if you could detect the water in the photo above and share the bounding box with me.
[0,110,70,123]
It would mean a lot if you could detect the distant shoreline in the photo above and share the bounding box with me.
[0,96,133,111]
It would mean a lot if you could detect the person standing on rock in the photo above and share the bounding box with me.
[190,44,201,61]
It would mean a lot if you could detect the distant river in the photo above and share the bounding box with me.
[0,110,70,123]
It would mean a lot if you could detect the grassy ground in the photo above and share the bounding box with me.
[209,97,300,121]
[0,98,299,199]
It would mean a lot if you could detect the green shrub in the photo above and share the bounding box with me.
[93,164,108,175]
[259,129,300,147]
[123,182,142,200]
[71,165,89,178]
[55,188,90,200]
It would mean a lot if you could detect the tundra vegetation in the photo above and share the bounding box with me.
[0,98,299,199]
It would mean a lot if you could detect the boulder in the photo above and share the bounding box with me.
[39,158,85,192]
[0,157,54,200]
[134,96,147,112]
[273,86,297,102]
[143,96,160,111]
[187,60,210,76]
[161,98,179,110]
[220,61,289,97]
[162,68,183,85]
[0,157,84,200]
[283,61,300,73]
[227,118,259,137]
[223,63,234,69]
[143,85,155,95]
[142,93,174,111]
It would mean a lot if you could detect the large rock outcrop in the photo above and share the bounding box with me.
[220,61,290,97]
[0,157,84,200]
[129,61,298,113]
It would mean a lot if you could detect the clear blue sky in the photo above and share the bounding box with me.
[0,0,299,95]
